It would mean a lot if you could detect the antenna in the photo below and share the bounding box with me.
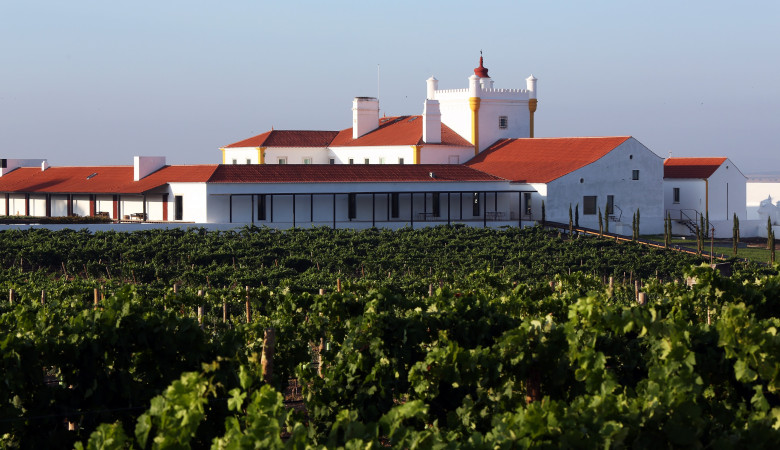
[377,64,380,102]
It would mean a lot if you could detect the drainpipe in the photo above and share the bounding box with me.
[705,178,709,229]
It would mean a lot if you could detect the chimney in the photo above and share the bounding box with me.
[134,156,166,181]
[41,161,49,171]
[426,76,438,100]
[352,97,379,139]
[423,99,441,144]
[0,158,47,177]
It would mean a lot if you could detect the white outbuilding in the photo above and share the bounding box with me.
[663,157,746,237]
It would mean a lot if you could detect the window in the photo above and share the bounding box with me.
[232,159,237,165]
[349,158,354,164]
[303,157,312,164]
[348,194,356,219]
[632,170,639,180]
[277,157,287,164]
[174,195,183,221]
[524,192,532,215]
[583,196,597,215]
[246,159,251,164]
[673,188,680,203]
[398,158,404,164]
[379,157,385,164]
[391,193,399,218]
[364,158,369,164]
[606,195,614,215]
[329,158,335,164]
[258,194,266,220]
[448,155,459,164]
[432,193,440,217]
[0,159,6,169]
[472,193,480,216]
[498,116,508,129]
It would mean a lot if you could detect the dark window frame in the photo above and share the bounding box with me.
[174,195,183,221]
[583,195,597,215]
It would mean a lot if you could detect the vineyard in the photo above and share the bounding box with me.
[1,226,779,448]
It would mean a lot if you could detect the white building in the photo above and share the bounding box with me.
[663,157,746,237]
[221,56,538,166]
[466,136,665,235]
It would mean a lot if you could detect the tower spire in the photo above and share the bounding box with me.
[474,51,489,78]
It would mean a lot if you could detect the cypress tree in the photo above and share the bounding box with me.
[575,203,579,229]
[664,212,670,248]
[569,204,573,236]
[733,213,739,256]
[636,209,640,239]
[698,214,705,256]
[604,204,609,235]
[598,207,603,236]
[541,200,546,225]
[632,212,637,241]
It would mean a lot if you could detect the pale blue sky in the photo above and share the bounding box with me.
[1,1,778,173]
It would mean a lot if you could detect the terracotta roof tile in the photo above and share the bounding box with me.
[208,164,503,183]
[663,157,727,179]
[330,116,472,147]
[0,165,218,194]
[224,130,340,148]
[466,137,631,183]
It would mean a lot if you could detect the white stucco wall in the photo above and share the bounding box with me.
[420,146,474,164]
[168,183,209,223]
[747,181,780,220]
[545,138,664,235]
[330,146,414,165]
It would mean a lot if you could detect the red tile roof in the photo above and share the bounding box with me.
[224,130,340,148]
[208,164,503,183]
[663,157,727,179]
[0,165,218,194]
[466,137,632,183]
[330,116,472,147]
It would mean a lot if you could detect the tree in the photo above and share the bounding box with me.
[541,200,546,225]
[568,204,573,236]
[664,212,671,249]
[733,213,739,256]
[604,204,609,235]
[698,214,705,256]
[598,208,603,236]
[575,203,579,229]
[768,217,775,264]
[636,209,640,238]
[631,212,637,241]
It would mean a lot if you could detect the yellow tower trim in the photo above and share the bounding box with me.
[257,147,266,164]
[469,97,481,155]
[528,99,538,138]
[220,148,226,164]
[412,145,422,164]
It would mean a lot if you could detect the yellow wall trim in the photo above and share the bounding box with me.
[220,148,226,164]
[528,99,538,138]
[257,147,266,164]
[411,145,422,164]
[469,97,481,155]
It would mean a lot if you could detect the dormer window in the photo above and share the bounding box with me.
[499,116,508,129]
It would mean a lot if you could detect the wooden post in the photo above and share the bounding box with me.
[429,284,433,297]
[9,289,14,305]
[319,288,325,295]
[336,278,342,293]
[608,277,613,290]
[93,288,100,309]
[41,290,46,305]
[634,280,639,302]
[173,283,179,294]
[317,337,325,378]
[261,328,275,384]
[198,306,204,329]
[637,292,647,305]
[245,286,251,323]
[223,300,227,323]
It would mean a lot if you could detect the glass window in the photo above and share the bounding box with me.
[174,195,183,221]
[632,170,639,180]
[391,193,399,218]
[329,158,335,164]
[246,159,251,164]
[349,158,354,165]
[472,193,480,216]
[364,158,370,164]
[583,196,597,215]
[432,193,440,217]
[606,195,614,215]
[258,194,266,220]
[303,158,312,164]
[348,193,356,219]
[524,192,532,215]
[277,157,287,164]
[398,158,404,164]
[232,159,237,165]
[499,116,508,129]
[673,188,680,203]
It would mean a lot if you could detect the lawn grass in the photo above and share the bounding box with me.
[642,234,774,264]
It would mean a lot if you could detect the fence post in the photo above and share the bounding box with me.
[634,280,639,302]
[245,286,251,323]
[41,290,46,305]
[317,337,325,378]
[262,328,275,384]
[223,300,227,323]
[319,288,325,295]
[93,288,100,309]
[173,283,179,294]
[638,292,647,305]
[337,278,342,293]
[9,289,14,305]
